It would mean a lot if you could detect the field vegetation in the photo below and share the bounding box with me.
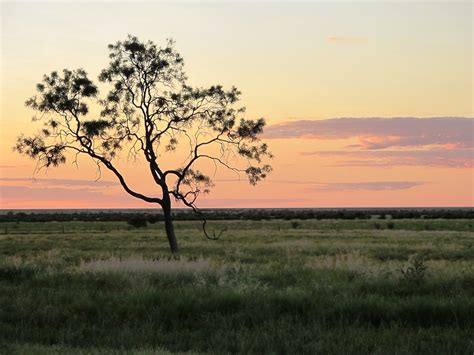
[1,217,473,353]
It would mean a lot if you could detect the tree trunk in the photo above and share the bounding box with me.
[163,203,179,253]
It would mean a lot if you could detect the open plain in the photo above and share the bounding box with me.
[1,218,473,354]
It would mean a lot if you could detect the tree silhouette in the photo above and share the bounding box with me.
[16,35,272,253]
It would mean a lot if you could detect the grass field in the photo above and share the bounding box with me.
[1,218,473,354]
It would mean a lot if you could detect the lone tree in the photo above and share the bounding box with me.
[16,35,272,253]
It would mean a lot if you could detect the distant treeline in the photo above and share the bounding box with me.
[1,208,472,223]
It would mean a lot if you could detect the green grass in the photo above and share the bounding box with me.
[1,219,473,354]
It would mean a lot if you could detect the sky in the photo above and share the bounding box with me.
[0,1,473,209]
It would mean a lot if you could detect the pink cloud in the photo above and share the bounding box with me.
[0,177,118,187]
[1,186,94,201]
[304,148,473,169]
[264,117,474,149]
[312,181,424,191]
[213,178,426,192]
[0,185,121,202]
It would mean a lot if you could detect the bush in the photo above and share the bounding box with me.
[147,216,161,224]
[290,221,300,229]
[127,217,148,228]
[401,255,427,285]
[387,221,395,229]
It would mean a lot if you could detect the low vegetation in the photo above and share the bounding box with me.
[1,207,473,223]
[1,217,473,353]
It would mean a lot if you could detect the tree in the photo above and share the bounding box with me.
[15,35,272,253]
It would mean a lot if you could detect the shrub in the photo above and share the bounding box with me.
[147,216,161,224]
[400,254,427,285]
[127,217,148,228]
[290,221,300,229]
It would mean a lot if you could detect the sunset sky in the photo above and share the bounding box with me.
[1,1,473,209]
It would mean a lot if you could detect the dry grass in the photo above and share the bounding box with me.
[305,252,403,279]
[77,256,211,274]
[268,239,316,248]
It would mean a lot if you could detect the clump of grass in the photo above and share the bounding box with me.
[305,252,395,279]
[290,221,300,229]
[400,254,427,285]
[77,256,211,274]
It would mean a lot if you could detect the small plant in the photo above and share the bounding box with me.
[290,221,300,229]
[387,221,395,229]
[147,216,161,224]
[400,254,427,285]
[127,217,148,229]
[374,222,382,230]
